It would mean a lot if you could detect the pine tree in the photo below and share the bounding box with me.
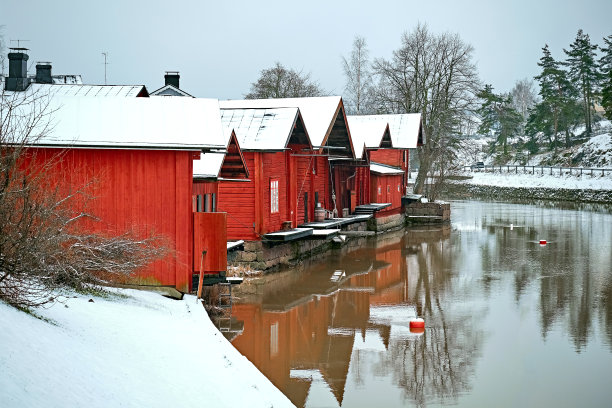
[564,29,599,135]
[600,35,612,120]
[534,45,576,150]
[476,85,522,158]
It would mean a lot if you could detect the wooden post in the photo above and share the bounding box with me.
[197,250,207,300]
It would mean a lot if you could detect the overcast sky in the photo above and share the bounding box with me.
[2,0,611,99]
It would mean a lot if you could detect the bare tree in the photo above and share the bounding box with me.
[1,90,170,308]
[245,62,325,99]
[0,26,6,76]
[373,23,480,197]
[342,36,374,114]
[510,78,537,122]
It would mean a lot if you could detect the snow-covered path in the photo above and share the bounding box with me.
[0,289,294,408]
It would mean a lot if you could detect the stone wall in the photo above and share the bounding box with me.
[404,201,451,224]
[443,184,612,203]
[367,213,406,233]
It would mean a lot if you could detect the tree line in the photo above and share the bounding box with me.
[480,30,612,164]
[245,26,612,191]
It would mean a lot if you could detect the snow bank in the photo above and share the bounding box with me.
[0,289,294,408]
[462,171,612,190]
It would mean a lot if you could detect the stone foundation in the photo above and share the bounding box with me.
[230,201,452,272]
[404,201,451,224]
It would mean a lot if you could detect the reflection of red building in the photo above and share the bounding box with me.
[231,235,414,406]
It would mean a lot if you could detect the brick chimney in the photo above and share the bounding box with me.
[164,71,180,88]
[5,49,31,91]
[35,62,53,84]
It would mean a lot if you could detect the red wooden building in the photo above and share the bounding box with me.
[192,128,249,277]
[217,106,313,240]
[8,91,227,293]
[347,113,425,197]
[220,97,356,224]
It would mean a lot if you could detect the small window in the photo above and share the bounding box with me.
[378,186,381,195]
[270,179,279,213]
[398,184,401,192]
[387,185,390,194]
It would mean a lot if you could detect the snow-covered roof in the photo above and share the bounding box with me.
[29,83,148,97]
[220,107,307,150]
[370,162,404,175]
[347,116,391,159]
[150,84,194,98]
[193,127,233,178]
[3,91,225,150]
[220,96,343,148]
[350,113,424,148]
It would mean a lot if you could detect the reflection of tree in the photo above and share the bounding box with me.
[368,234,484,407]
[478,204,611,351]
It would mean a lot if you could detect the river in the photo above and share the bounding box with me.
[227,200,612,407]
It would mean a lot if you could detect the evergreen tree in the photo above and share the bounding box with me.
[476,85,522,157]
[564,29,599,135]
[533,45,577,150]
[602,69,612,121]
[600,34,612,120]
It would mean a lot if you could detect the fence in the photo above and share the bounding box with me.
[463,165,612,178]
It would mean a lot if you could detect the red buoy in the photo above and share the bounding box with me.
[539,239,547,245]
[409,318,425,329]
[410,326,425,334]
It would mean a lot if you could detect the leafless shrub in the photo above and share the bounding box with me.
[1,87,170,308]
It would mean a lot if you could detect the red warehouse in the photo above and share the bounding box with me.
[6,89,227,293]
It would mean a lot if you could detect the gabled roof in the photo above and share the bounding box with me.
[3,92,226,150]
[220,107,311,151]
[348,113,425,148]
[220,96,354,157]
[370,162,404,175]
[347,116,392,159]
[150,84,194,98]
[193,128,249,180]
[29,83,149,97]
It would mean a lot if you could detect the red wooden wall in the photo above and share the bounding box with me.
[193,212,227,277]
[370,173,403,213]
[32,147,194,292]
[370,148,410,195]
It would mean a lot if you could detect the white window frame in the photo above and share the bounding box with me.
[270,179,279,214]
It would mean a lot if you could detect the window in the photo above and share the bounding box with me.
[378,186,381,195]
[398,184,401,192]
[387,185,390,194]
[270,179,279,213]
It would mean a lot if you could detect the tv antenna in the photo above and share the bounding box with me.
[101,52,109,84]
[10,39,30,49]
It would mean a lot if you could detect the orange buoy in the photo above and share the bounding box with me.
[410,326,425,334]
[539,239,547,245]
[409,318,425,329]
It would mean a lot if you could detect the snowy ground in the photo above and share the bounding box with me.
[0,289,294,408]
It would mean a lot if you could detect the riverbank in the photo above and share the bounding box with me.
[0,289,294,408]
[443,171,612,203]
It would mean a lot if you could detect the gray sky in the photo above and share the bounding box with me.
[2,0,611,99]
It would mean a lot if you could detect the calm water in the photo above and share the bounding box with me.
[229,201,612,407]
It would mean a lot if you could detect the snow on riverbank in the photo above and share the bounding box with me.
[0,289,294,408]
[459,171,612,190]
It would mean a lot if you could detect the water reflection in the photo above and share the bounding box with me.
[230,201,612,407]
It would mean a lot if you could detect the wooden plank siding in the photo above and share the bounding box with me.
[192,212,227,275]
[370,173,403,214]
[370,149,410,195]
[29,147,194,292]
[218,153,257,241]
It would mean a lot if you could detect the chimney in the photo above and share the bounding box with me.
[164,71,180,88]
[35,62,53,84]
[5,49,31,91]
